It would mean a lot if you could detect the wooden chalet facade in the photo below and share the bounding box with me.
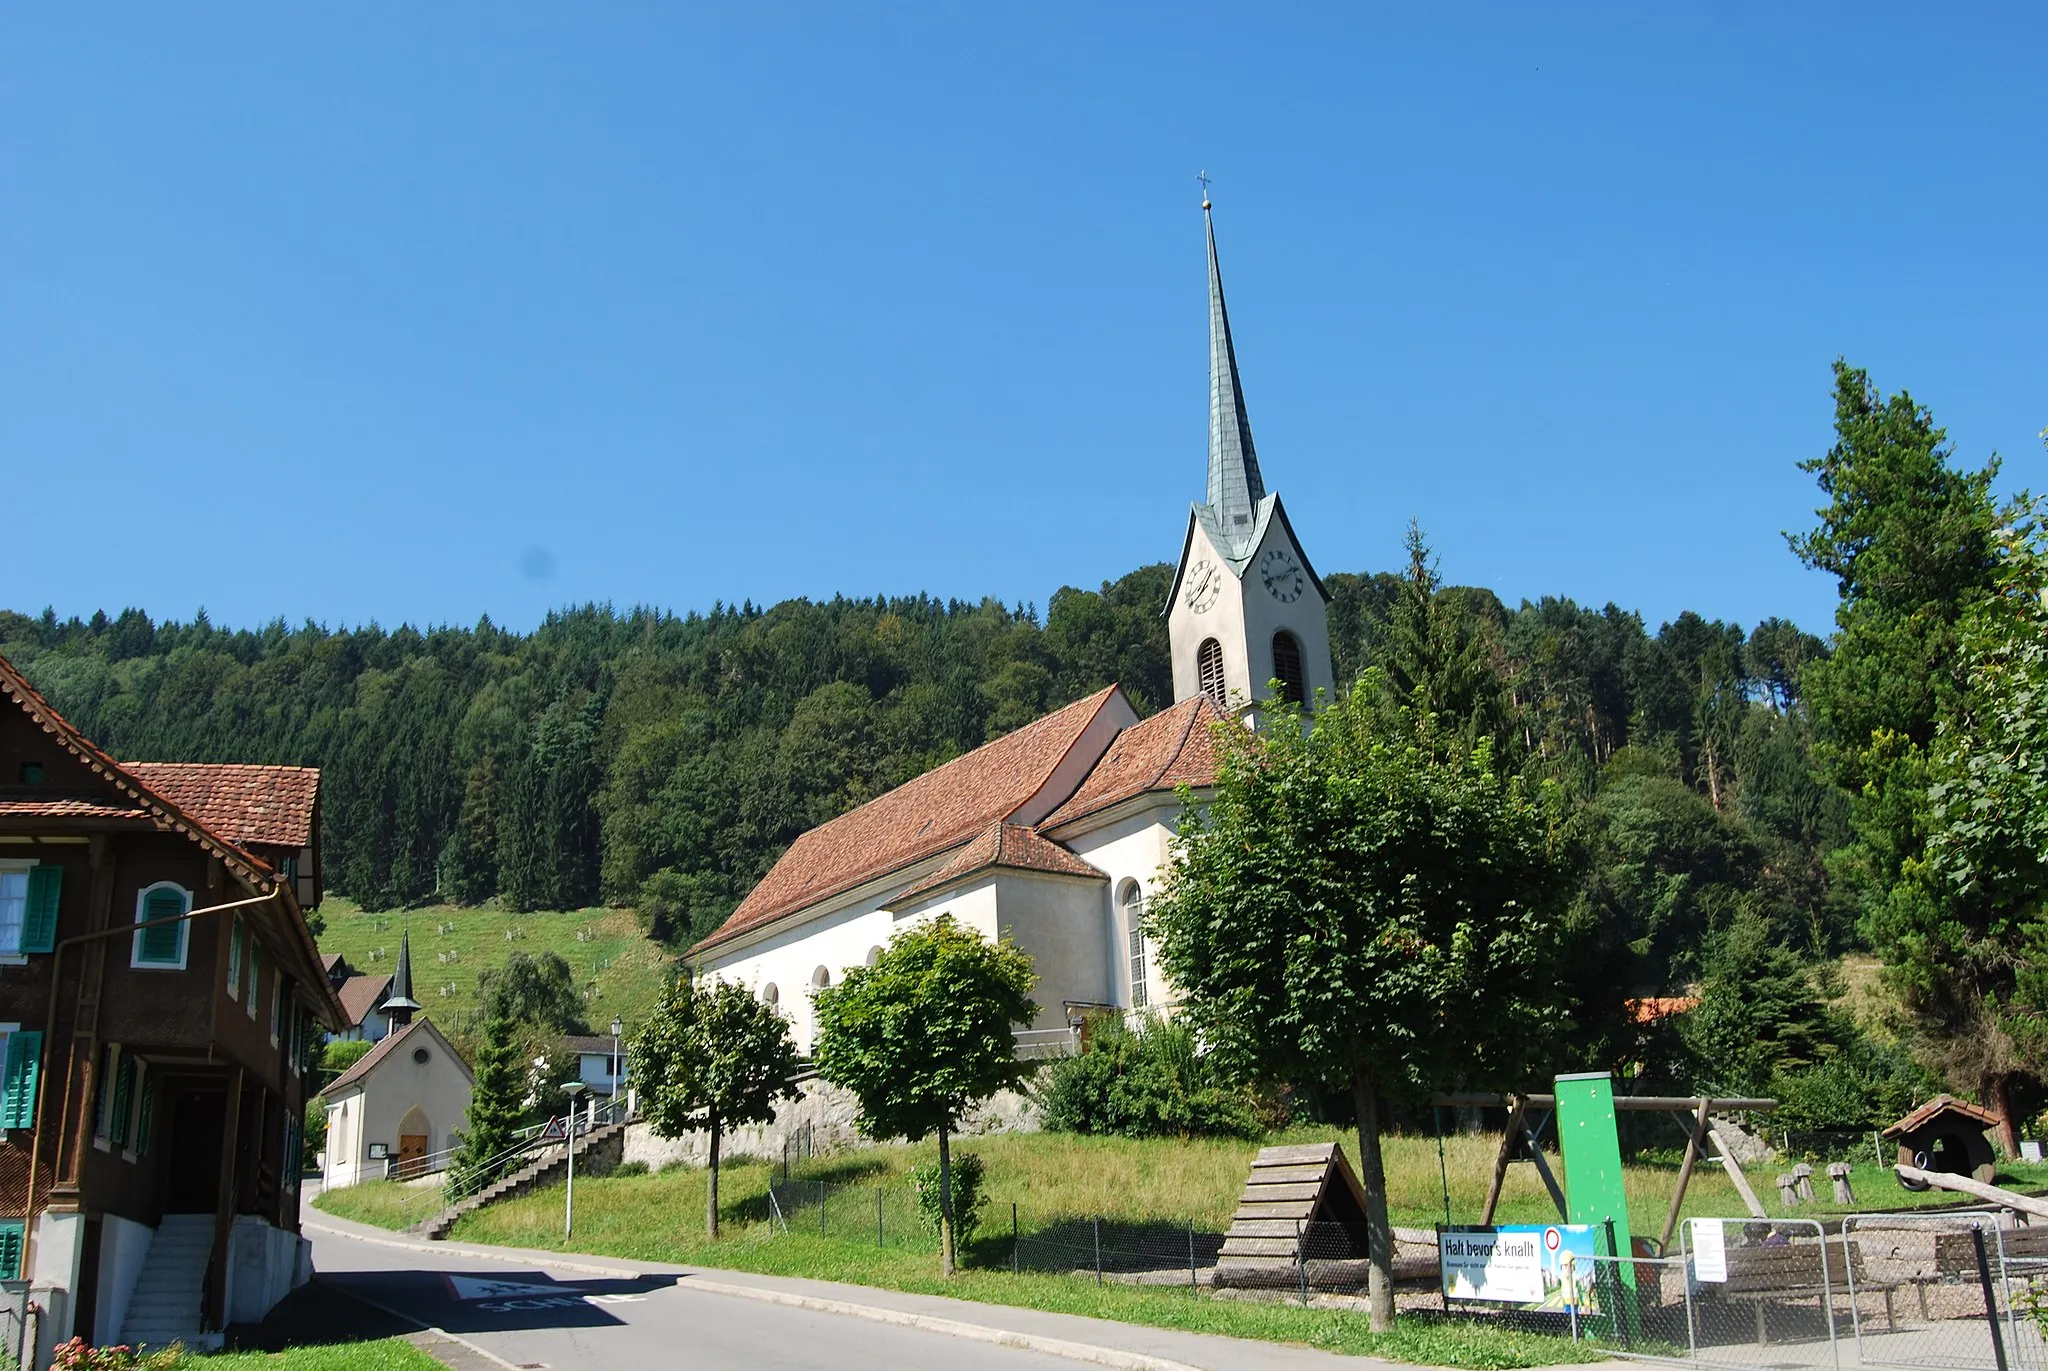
[0,651,346,1358]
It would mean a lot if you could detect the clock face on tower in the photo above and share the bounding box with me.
[1183,559,1222,614]
[1260,548,1306,603]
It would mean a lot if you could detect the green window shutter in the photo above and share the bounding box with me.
[22,865,61,954]
[137,888,186,965]
[134,1074,157,1156]
[227,916,244,997]
[246,944,261,1016]
[0,1221,22,1280]
[0,1031,42,1129]
[110,1053,135,1147]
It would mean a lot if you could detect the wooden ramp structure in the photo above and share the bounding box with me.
[1215,1141,1375,1289]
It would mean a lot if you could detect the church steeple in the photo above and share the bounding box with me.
[1167,182,1335,724]
[1205,199,1265,550]
[383,924,421,1027]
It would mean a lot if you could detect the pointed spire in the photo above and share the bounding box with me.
[384,922,421,1026]
[1205,197,1265,541]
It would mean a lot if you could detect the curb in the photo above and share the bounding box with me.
[303,1218,1203,1371]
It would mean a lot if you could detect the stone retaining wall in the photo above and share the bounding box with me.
[622,1075,1043,1172]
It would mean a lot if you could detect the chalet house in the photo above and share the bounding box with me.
[0,652,346,1359]
[563,1034,629,1099]
[321,954,395,1043]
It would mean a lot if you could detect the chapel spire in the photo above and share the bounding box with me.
[384,924,421,1027]
[1205,194,1265,540]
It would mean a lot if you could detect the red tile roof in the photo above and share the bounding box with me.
[123,762,319,849]
[336,973,393,1028]
[1624,996,1700,1026]
[1039,696,1222,830]
[0,798,152,821]
[890,822,1107,906]
[693,687,1126,955]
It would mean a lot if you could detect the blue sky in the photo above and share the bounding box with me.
[5,5,2043,639]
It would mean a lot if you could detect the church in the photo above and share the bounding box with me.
[690,202,1336,1051]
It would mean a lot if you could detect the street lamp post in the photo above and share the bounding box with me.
[610,1015,624,1111]
[561,1080,590,1239]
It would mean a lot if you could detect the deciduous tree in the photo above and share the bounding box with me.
[812,916,1038,1275]
[632,976,800,1237]
[1149,676,1571,1329]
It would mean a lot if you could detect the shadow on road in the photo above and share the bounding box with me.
[229,1268,684,1349]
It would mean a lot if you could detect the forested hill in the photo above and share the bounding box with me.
[0,551,1839,995]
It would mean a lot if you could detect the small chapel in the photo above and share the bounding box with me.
[691,201,1335,1051]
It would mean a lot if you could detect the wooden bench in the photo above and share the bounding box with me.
[1933,1225,2048,1282]
[1711,1240,1896,1344]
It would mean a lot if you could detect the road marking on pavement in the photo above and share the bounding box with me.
[445,1276,594,1301]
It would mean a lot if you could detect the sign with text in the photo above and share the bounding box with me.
[1441,1224,1602,1310]
[1690,1218,1728,1282]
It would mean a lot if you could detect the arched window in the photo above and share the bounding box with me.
[865,946,884,968]
[811,965,831,992]
[761,982,780,1007]
[132,882,191,970]
[1119,880,1149,1011]
[1196,639,1227,711]
[1271,631,1305,706]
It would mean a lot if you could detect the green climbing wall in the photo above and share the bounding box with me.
[1555,1072,1633,1263]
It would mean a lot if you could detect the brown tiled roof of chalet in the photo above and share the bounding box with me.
[890,822,1107,907]
[336,973,393,1028]
[123,762,319,849]
[693,686,1124,954]
[0,649,348,1028]
[0,798,151,821]
[1039,696,1222,830]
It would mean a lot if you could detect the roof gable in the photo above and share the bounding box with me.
[694,686,1129,955]
[888,822,1106,908]
[323,1016,472,1096]
[1040,696,1222,831]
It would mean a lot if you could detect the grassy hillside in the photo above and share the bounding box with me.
[313,897,675,1040]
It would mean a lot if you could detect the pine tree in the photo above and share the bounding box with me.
[452,1015,524,1193]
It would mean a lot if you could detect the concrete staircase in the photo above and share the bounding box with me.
[416,1119,628,1240]
[121,1215,223,1352]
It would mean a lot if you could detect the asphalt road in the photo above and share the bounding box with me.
[303,1223,1088,1371]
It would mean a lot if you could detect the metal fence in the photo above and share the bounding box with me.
[1546,1212,2045,1371]
[1842,1210,2045,1371]
[1013,1212,1213,1287]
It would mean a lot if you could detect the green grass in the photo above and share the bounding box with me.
[315,1126,2048,1367]
[200,1342,443,1370]
[315,897,674,1041]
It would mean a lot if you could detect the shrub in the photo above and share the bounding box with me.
[52,1338,184,1370]
[611,1160,651,1177]
[910,1152,986,1243]
[1038,1016,1262,1139]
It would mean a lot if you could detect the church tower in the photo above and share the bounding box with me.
[1166,196,1335,722]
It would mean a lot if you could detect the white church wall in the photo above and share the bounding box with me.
[987,872,1112,1030]
[703,876,1006,1053]
[1055,800,1184,1013]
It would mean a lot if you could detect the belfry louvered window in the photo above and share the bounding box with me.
[1271,632,1305,706]
[1196,638,1226,710]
